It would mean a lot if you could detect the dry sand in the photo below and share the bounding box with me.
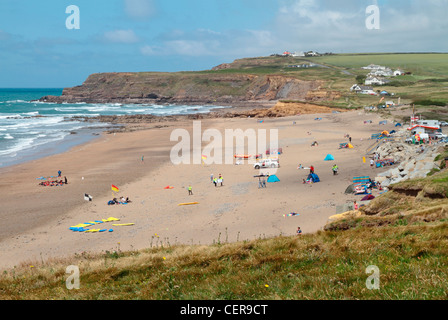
[0,110,392,270]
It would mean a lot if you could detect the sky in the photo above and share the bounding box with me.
[0,0,447,87]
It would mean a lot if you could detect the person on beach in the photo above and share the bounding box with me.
[370,159,375,167]
[188,185,193,195]
[58,170,62,177]
[297,163,303,169]
[213,177,217,187]
[262,177,266,188]
[210,173,214,182]
[349,136,352,143]
[218,174,223,186]
[310,165,314,174]
[141,155,144,163]
[332,164,338,175]
[354,201,358,210]
[64,176,67,184]
[258,177,263,189]
[297,227,302,235]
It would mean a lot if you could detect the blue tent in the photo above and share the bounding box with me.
[267,175,280,183]
[395,123,402,127]
[307,173,320,183]
[324,154,335,161]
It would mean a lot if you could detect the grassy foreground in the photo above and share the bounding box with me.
[1,217,447,300]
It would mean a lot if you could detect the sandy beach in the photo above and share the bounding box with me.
[0,110,391,270]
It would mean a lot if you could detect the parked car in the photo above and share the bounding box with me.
[405,137,413,144]
[254,158,280,169]
[439,121,448,127]
[434,132,447,139]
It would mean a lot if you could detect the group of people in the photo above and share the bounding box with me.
[39,178,67,187]
[108,196,131,205]
[38,172,68,187]
[211,173,224,187]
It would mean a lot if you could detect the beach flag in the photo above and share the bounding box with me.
[111,184,119,192]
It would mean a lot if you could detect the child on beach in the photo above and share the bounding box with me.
[297,227,302,235]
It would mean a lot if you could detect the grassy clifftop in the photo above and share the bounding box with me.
[1,217,447,299]
[39,53,448,114]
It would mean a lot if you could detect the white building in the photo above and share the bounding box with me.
[369,69,393,77]
[417,119,440,129]
[362,64,388,70]
[394,69,405,76]
[365,76,390,86]
[291,51,305,57]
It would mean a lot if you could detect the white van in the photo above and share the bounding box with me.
[254,159,280,169]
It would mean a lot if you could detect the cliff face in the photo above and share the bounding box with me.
[39,71,327,105]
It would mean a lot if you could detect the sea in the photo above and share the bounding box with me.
[0,88,224,168]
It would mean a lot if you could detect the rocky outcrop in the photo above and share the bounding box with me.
[38,71,328,106]
[373,139,442,187]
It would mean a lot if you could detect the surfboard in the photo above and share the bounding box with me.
[112,223,135,226]
[178,202,199,206]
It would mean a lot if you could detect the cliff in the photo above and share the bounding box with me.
[39,64,332,106]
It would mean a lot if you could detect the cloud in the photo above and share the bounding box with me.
[140,45,157,56]
[124,0,156,19]
[0,30,12,41]
[103,29,140,43]
[272,0,448,53]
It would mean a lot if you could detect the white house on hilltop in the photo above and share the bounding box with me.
[350,84,376,95]
[362,64,389,70]
[369,68,393,77]
[365,76,390,86]
[394,69,405,76]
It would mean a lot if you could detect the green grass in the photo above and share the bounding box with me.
[1,219,447,300]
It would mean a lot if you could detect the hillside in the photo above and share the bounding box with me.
[39,53,448,114]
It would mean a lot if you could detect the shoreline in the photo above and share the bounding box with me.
[0,108,391,271]
[0,101,261,170]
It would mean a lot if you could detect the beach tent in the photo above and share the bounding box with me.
[267,175,280,183]
[361,194,375,201]
[307,173,320,183]
[347,143,354,149]
[395,123,402,127]
[324,154,335,161]
[344,184,354,194]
